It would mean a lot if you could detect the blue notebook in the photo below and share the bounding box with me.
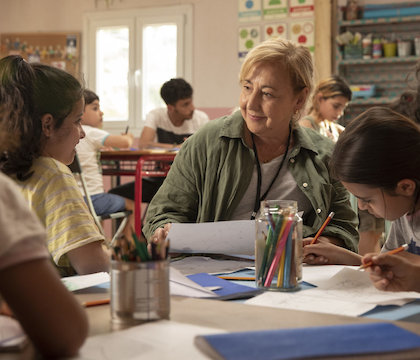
[194,322,420,360]
[187,273,262,301]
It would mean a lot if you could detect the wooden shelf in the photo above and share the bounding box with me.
[339,15,420,27]
[339,56,418,66]
[349,97,397,106]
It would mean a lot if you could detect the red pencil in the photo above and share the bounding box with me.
[310,212,335,245]
[82,299,110,307]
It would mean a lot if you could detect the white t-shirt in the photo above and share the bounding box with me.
[76,125,110,195]
[0,172,48,272]
[144,108,209,144]
[382,209,420,254]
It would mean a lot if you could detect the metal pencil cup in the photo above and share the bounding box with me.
[110,259,170,327]
[255,200,302,292]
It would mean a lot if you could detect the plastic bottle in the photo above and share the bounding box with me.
[362,35,372,59]
[372,38,382,59]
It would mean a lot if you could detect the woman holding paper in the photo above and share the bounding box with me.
[144,37,359,259]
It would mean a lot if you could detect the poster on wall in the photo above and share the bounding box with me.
[263,23,287,40]
[262,0,288,20]
[289,0,314,18]
[238,0,262,22]
[238,26,261,61]
[290,20,314,53]
[0,32,80,77]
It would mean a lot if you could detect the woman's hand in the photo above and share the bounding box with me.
[362,252,420,292]
[303,237,361,265]
[149,223,172,259]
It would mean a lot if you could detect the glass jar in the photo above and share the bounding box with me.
[255,200,302,291]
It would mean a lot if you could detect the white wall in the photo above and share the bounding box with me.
[0,0,242,109]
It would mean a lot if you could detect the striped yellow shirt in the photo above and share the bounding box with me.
[16,157,104,275]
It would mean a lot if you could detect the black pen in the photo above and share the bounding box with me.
[124,125,129,134]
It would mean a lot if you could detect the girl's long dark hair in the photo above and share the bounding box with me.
[0,55,83,180]
[330,106,420,190]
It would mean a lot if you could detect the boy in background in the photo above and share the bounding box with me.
[76,89,135,240]
[109,78,209,221]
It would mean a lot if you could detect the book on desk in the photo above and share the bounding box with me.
[195,322,420,360]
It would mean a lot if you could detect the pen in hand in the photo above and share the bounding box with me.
[358,243,409,270]
[310,211,335,245]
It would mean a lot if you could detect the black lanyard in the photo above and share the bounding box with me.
[250,127,292,220]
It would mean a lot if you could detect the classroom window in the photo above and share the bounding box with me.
[83,6,192,133]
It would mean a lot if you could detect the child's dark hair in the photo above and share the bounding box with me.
[330,106,420,191]
[0,55,83,180]
[160,78,193,105]
[83,89,99,106]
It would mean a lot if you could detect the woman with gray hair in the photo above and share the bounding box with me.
[144,38,358,260]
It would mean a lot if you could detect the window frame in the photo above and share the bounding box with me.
[82,5,192,133]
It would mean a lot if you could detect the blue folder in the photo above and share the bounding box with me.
[187,273,262,300]
[195,322,420,360]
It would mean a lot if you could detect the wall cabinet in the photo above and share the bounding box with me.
[334,14,420,125]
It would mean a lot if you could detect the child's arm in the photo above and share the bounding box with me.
[103,133,134,149]
[66,241,110,274]
[0,258,88,358]
[138,126,179,149]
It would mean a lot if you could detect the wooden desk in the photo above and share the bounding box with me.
[77,292,420,359]
[100,149,176,236]
[4,287,420,359]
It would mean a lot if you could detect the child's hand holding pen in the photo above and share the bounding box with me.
[361,246,420,292]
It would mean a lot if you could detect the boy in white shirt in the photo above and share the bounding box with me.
[76,89,135,239]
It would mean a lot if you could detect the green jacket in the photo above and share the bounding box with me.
[144,111,359,251]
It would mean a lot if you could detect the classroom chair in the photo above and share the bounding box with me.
[68,153,132,246]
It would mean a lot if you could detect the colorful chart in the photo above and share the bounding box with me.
[238,0,262,22]
[262,0,288,19]
[264,23,288,40]
[290,20,314,53]
[289,0,314,18]
[238,26,261,61]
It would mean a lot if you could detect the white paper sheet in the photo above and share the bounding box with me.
[167,221,255,256]
[61,272,110,292]
[77,320,225,359]
[302,264,358,286]
[245,267,420,317]
[170,268,216,298]
[171,256,254,275]
[313,267,420,305]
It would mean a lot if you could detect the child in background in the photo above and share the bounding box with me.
[76,89,135,240]
[303,107,420,280]
[300,75,384,256]
[0,55,109,277]
[299,75,351,141]
[0,73,88,357]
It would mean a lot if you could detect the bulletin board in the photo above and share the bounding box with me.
[237,0,314,61]
[0,32,81,78]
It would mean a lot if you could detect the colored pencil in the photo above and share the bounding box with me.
[309,212,335,245]
[83,299,110,307]
[264,219,293,287]
[217,276,255,281]
[358,244,409,270]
